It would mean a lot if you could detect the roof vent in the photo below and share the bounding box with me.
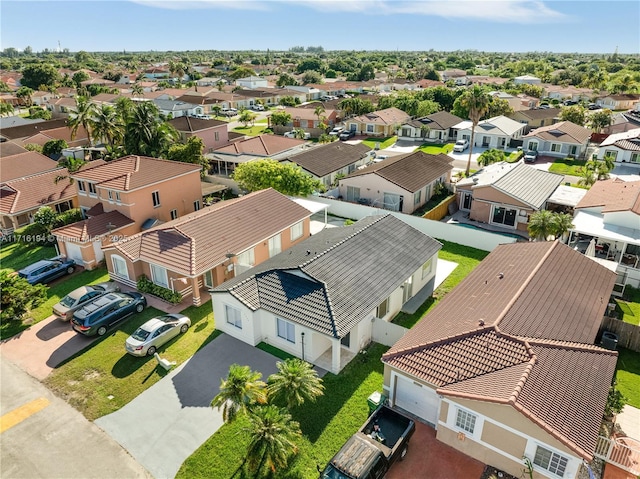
[497,272,504,279]
[306,250,311,255]
[478,319,485,327]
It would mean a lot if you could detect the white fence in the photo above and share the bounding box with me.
[308,196,517,252]
[372,318,407,347]
[594,435,640,475]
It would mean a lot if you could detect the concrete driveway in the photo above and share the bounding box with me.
[95,334,280,479]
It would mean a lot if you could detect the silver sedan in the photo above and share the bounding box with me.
[53,282,120,321]
[125,314,191,357]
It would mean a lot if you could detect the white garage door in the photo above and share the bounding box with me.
[394,375,439,425]
[65,242,84,265]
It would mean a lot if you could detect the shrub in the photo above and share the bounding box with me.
[18,222,55,245]
[136,274,182,304]
[53,208,83,228]
[0,271,48,322]
[605,385,626,418]
[24,143,43,153]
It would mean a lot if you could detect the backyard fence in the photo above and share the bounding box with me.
[422,196,456,221]
[599,317,640,352]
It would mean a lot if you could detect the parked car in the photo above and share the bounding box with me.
[18,256,75,285]
[284,130,311,139]
[251,104,265,111]
[125,314,191,356]
[588,103,602,110]
[53,282,120,321]
[71,292,146,337]
[453,138,469,152]
[329,126,344,136]
[524,150,539,163]
[339,130,355,141]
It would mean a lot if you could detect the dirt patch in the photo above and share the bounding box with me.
[83,369,101,381]
[479,465,519,479]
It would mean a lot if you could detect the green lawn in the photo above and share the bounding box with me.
[176,343,388,479]
[548,158,587,176]
[615,286,640,325]
[417,143,454,154]
[506,150,523,163]
[233,124,268,136]
[616,348,640,409]
[43,301,218,421]
[362,136,397,150]
[0,241,56,273]
[393,241,489,328]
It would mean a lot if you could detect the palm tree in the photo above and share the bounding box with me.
[267,358,325,409]
[0,102,14,117]
[54,156,88,184]
[92,104,124,147]
[577,161,597,188]
[244,405,301,476]
[313,104,325,125]
[216,80,226,92]
[211,104,222,118]
[527,210,557,241]
[210,364,266,423]
[458,85,491,176]
[68,96,97,146]
[131,82,144,98]
[552,213,574,242]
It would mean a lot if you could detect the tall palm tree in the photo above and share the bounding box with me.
[314,104,325,124]
[458,85,491,176]
[123,101,177,157]
[527,210,557,241]
[577,161,597,188]
[210,364,266,423]
[244,405,301,476]
[68,96,97,146]
[92,104,124,147]
[267,358,325,409]
[131,82,144,98]
[54,156,87,185]
[552,213,574,242]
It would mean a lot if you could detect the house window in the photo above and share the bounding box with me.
[376,298,389,318]
[570,145,577,156]
[455,408,477,434]
[77,181,86,193]
[383,192,402,212]
[150,263,169,288]
[346,186,360,202]
[492,206,517,227]
[236,248,255,274]
[152,191,160,207]
[604,150,618,161]
[55,200,73,214]
[214,131,219,141]
[291,221,304,241]
[268,234,281,257]
[366,124,374,133]
[414,190,422,206]
[88,183,97,197]
[551,143,561,153]
[422,258,433,279]
[461,191,473,210]
[204,270,213,288]
[528,141,538,151]
[533,446,568,477]
[170,209,178,220]
[276,317,295,343]
[225,304,242,329]
[194,200,201,211]
[111,255,129,279]
[631,153,640,164]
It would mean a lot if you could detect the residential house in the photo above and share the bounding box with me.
[568,178,640,288]
[104,188,313,306]
[167,116,230,152]
[0,142,28,158]
[601,111,640,135]
[441,69,468,85]
[283,141,371,188]
[152,99,198,119]
[508,108,561,131]
[210,214,442,373]
[0,118,70,143]
[397,111,463,143]
[345,107,411,138]
[235,76,269,89]
[488,91,536,112]
[174,93,226,116]
[456,162,564,234]
[596,94,640,111]
[143,67,170,80]
[280,106,338,133]
[52,156,202,270]
[513,74,541,85]
[455,116,526,149]
[597,128,640,166]
[337,151,453,214]
[522,121,591,158]
[49,97,77,118]
[382,240,617,479]
[0,151,58,180]
[544,85,593,102]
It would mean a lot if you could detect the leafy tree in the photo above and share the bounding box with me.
[276,73,297,87]
[279,96,298,107]
[553,213,574,240]
[28,106,51,120]
[33,206,58,235]
[270,110,292,127]
[238,109,256,127]
[131,83,144,98]
[124,101,178,157]
[55,156,87,185]
[92,103,124,147]
[20,63,60,90]
[0,271,47,323]
[16,86,34,107]
[486,97,514,118]
[230,66,256,81]
[42,139,68,158]
[166,136,208,176]
[244,405,302,476]
[416,100,441,117]
[72,70,90,88]
[296,58,323,74]
[357,64,375,81]
[211,104,222,118]
[528,210,557,241]
[318,133,336,143]
[0,81,12,92]
[339,97,374,117]
[477,148,506,166]
[458,85,491,176]
[233,159,323,196]
[24,143,43,153]
[267,358,324,409]
[68,96,97,145]
[559,105,586,126]
[589,109,613,132]
[210,364,267,423]
[577,161,597,187]
[0,102,14,116]
[301,70,322,85]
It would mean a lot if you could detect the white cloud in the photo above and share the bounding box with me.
[130,0,270,10]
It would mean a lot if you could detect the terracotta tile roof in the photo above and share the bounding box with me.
[283,107,337,121]
[285,142,371,178]
[524,120,592,144]
[213,135,305,156]
[167,116,227,132]
[576,178,640,215]
[72,155,201,191]
[109,188,312,276]
[52,210,134,242]
[0,151,58,182]
[345,151,452,192]
[0,168,76,215]
[0,142,28,158]
[350,107,411,126]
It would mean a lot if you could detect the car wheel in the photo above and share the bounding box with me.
[97,326,107,336]
[147,346,156,356]
[180,324,189,334]
[66,266,75,274]
[135,303,144,313]
[400,445,408,461]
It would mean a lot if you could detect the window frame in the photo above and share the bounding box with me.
[290,221,304,241]
[194,200,201,211]
[152,190,160,208]
[170,209,178,220]
[533,445,569,478]
[88,182,97,197]
[455,407,477,435]
[491,205,517,227]
[276,317,295,343]
[225,304,242,329]
[551,143,561,153]
[414,190,422,206]
[346,186,360,203]
[150,263,169,288]
[111,255,129,279]
[268,234,282,258]
[422,258,433,279]
[376,297,389,318]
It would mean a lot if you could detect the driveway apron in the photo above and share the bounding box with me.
[95,334,280,479]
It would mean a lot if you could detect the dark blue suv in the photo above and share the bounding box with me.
[18,256,75,284]
[71,292,147,337]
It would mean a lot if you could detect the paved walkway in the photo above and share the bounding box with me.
[95,334,280,479]
[616,404,640,439]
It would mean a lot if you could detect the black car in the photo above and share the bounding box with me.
[339,130,355,141]
[71,292,147,337]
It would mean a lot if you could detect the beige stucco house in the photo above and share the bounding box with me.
[345,107,411,137]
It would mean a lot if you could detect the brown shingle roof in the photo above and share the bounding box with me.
[0,142,28,158]
[213,135,305,156]
[405,111,463,130]
[168,116,227,132]
[285,142,370,178]
[109,188,311,276]
[576,178,640,215]
[0,169,76,215]
[0,151,58,182]
[72,155,201,192]
[345,151,452,192]
[52,210,134,242]
[0,118,69,141]
[524,120,592,144]
[350,107,410,126]
[513,107,561,120]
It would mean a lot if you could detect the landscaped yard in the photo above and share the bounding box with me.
[548,158,587,176]
[506,150,523,163]
[0,241,56,273]
[43,301,218,420]
[417,143,454,154]
[176,342,388,479]
[615,286,640,325]
[362,136,397,150]
[233,124,269,136]
[616,348,640,409]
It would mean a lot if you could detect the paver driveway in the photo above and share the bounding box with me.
[95,333,280,479]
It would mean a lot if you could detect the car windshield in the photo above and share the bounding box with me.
[132,328,151,341]
[59,295,77,307]
[456,140,465,145]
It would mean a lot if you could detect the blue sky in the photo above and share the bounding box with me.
[1,1,639,54]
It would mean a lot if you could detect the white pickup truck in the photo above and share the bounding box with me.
[284,130,311,140]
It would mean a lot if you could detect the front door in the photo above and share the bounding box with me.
[341,332,350,347]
